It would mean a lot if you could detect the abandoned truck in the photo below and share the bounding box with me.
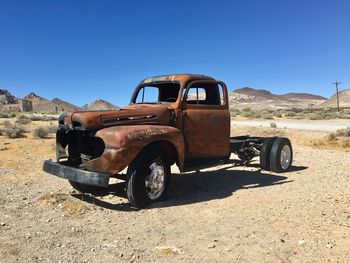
[43,74,293,208]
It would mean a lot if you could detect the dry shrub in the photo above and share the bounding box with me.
[46,125,58,133]
[270,122,277,128]
[16,115,31,125]
[4,125,26,138]
[229,108,241,117]
[63,199,89,215]
[39,194,89,215]
[30,115,44,121]
[335,127,350,137]
[0,112,10,118]
[39,193,67,205]
[327,133,337,141]
[241,110,261,118]
[30,115,58,121]
[261,111,273,119]
[34,127,49,139]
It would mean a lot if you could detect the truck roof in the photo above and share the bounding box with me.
[139,74,215,86]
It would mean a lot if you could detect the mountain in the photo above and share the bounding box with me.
[229,87,327,110]
[83,99,119,111]
[35,98,81,112]
[234,87,278,100]
[23,92,47,102]
[23,92,49,111]
[0,89,18,105]
[319,89,350,108]
[280,93,327,101]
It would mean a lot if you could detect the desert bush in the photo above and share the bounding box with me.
[3,120,11,127]
[0,113,10,118]
[284,111,296,117]
[241,110,261,118]
[273,111,282,118]
[242,107,251,112]
[46,125,58,133]
[261,111,273,120]
[335,127,350,137]
[327,133,337,141]
[229,108,241,117]
[30,115,44,121]
[45,115,58,121]
[270,122,277,128]
[34,127,49,139]
[16,115,31,125]
[4,125,26,138]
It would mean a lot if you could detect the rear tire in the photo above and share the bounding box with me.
[259,137,276,170]
[69,180,105,193]
[126,148,171,209]
[269,137,293,173]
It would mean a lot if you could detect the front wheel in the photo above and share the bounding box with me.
[126,149,171,208]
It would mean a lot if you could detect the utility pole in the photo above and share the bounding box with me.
[332,81,341,111]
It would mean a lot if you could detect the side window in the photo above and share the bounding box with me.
[136,86,159,103]
[186,87,206,104]
[185,82,224,106]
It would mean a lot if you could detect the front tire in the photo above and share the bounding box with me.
[126,148,171,208]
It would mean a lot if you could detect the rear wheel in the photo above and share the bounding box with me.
[126,148,171,209]
[269,137,293,173]
[69,180,105,193]
[259,137,276,170]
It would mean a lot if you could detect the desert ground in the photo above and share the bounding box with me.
[0,118,350,263]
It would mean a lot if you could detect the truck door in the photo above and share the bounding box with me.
[182,80,230,159]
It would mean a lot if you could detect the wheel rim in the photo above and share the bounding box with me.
[280,145,291,170]
[145,161,165,200]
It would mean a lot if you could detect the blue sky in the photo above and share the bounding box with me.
[0,0,349,107]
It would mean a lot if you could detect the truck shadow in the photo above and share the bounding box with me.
[71,165,307,211]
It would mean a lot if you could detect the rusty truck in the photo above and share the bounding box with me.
[43,74,293,208]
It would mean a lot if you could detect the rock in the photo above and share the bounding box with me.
[326,243,334,249]
[207,244,216,248]
[298,240,305,246]
[0,222,5,226]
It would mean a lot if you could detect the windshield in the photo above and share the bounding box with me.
[133,82,180,104]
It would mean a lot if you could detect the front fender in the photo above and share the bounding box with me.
[86,125,185,174]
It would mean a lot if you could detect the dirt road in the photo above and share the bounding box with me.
[0,122,349,262]
[231,119,350,132]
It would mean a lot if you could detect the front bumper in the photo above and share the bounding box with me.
[43,160,110,188]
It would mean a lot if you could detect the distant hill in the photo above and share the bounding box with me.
[229,87,327,110]
[83,99,119,111]
[23,92,47,102]
[319,89,350,108]
[280,92,327,101]
[23,92,49,112]
[35,98,81,112]
[0,89,18,105]
[234,87,279,100]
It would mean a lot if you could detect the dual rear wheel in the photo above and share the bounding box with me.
[260,137,293,173]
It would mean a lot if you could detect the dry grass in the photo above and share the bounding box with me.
[38,193,89,215]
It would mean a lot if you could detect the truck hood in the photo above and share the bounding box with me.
[59,104,174,130]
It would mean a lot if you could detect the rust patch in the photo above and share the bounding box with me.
[127,129,167,140]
